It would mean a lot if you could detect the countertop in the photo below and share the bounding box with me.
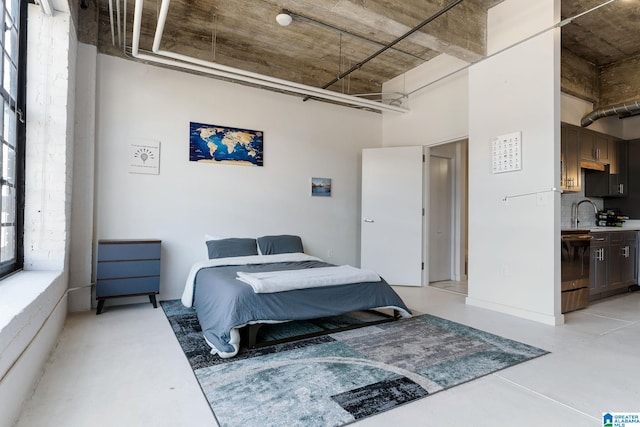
[563,220,640,233]
[588,226,640,232]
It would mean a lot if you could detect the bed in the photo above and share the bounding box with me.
[181,235,412,358]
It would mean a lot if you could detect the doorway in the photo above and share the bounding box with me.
[428,140,468,294]
[429,154,453,281]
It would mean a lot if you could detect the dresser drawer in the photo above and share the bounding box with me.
[97,259,161,279]
[98,242,161,261]
[95,239,162,314]
[96,276,160,298]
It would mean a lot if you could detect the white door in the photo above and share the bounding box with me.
[429,155,453,282]
[361,146,424,286]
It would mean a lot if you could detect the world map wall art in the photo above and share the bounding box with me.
[189,121,264,167]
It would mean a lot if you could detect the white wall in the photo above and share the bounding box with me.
[382,54,469,147]
[466,0,561,325]
[561,92,624,137]
[68,43,97,312]
[94,55,382,303]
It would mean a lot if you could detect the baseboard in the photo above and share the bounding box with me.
[465,296,565,326]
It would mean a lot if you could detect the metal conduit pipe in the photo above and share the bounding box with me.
[115,0,122,47]
[282,9,426,62]
[132,0,408,113]
[581,99,640,127]
[303,0,463,101]
[108,0,115,45]
[144,0,408,113]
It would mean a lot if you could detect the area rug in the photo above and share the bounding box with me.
[161,300,548,427]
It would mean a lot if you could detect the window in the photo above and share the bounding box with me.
[0,0,24,277]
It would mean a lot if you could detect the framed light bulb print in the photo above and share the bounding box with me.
[129,139,160,174]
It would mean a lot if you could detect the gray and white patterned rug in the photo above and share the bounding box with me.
[161,300,548,427]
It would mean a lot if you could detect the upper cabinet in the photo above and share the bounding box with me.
[604,139,640,217]
[580,131,611,164]
[561,123,581,193]
[584,140,627,198]
[608,140,628,197]
[561,122,626,197]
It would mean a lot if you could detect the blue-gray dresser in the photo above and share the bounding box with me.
[96,239,161,314]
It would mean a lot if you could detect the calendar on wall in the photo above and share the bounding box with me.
[491,131,522,174]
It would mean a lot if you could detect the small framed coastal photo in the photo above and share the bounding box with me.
[311,177,332,197]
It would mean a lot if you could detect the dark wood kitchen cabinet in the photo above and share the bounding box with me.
[585,139,626,198]
[589,233,608,299]
[609,231,637,289]
[560,123,581,192]
[589,231,638,300]
[561,122,618,194]
[608,140,628,197]
[580,130,611,163]
[604,139,640,218]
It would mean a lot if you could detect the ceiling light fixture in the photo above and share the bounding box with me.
[275,11,293,26]
[133,0,408,113]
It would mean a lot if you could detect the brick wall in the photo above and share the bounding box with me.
[25,7,76,272]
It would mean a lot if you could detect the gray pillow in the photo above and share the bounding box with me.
[257,235,303,255]
[206,238,258,259]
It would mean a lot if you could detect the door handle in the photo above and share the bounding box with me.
[623,246,630,258]
[363,218,375,223]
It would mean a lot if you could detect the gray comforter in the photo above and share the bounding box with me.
[191,256,411,357]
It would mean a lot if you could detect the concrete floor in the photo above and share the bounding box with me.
[429,280,468,295]
[15,286,640,427]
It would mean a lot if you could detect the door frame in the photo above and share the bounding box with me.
[428,153,454,282]
[423,139,468,285]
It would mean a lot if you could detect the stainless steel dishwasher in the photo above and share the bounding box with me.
[561,229,592,313]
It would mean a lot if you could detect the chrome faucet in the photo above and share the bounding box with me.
[571,199,598,228]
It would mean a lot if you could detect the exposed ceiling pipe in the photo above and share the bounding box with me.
[281,9,426,62]
[303,0,463,101]
[116,0,122,47]
[131,0,408,113]
[581,100,640,127]
[149,0,407,112]
[108,0,116,45]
